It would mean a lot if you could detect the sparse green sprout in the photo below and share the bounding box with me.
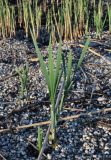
[31,29,62,140]
[16,64,29,99]
[30,29,72,141]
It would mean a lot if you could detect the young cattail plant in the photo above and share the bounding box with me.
[30,28,72,141]
[107,2,111,34]
[37,127,43,153]
[16,64,29,99]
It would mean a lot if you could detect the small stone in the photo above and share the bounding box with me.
[100,141,104,147]
[104,145,109,150]
[61,153,65,157]
[85,150,89,154]
[93,155,97,158]
[88,132,93,136]
[93,131,99,136]
[103,133,108,138]
[47,154,52,160]
[104,151,109,155]
[83,142,88,148]
[29,119,33,124]
[20,137,23,142]
[109,79,111,84]
[97,97,106,102]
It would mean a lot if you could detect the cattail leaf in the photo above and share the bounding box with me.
[77,37,90,69]
[48,37,55,103]
[54,40,62,91]
[65,50,72,91]
[30,29,50,90]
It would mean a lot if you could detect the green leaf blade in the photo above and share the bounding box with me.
[54,41,62,92]
[30,29,50,90]
[77,37,90,69]
[65,50,72,92]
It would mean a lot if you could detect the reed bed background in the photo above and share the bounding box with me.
[0,0,111,41]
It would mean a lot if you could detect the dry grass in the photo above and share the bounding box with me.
[0,0,110,41]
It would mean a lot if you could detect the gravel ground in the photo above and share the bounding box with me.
[0,33,111,160]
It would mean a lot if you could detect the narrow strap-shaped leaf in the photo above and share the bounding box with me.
[48,38,55,103]
[77,37,90,69]
[102,14,107,31]
[54,41,62,92]
[65,50,72,91]
[62,53,66,79]
[55,70,63,96]
[30,29,50,90]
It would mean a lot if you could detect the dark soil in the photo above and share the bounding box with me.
[0,32,111,160]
